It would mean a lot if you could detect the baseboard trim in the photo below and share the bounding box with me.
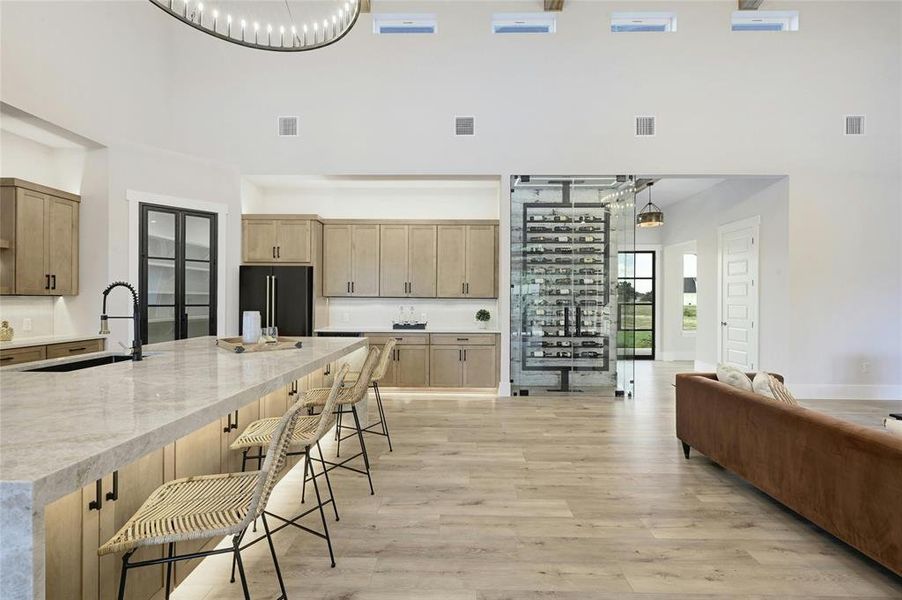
[789,384,902,401]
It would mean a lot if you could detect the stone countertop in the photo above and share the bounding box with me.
[0,335,366,508]
[315,325,501,334]
[0,333,108,350]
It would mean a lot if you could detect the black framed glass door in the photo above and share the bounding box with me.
[139,204,217,344]
[617,250,655,359]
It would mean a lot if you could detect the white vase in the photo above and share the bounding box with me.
[476,321,487,330]
[242,311,262,344]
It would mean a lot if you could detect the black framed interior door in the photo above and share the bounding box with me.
[139,204,217,344]
[617,250,655,360]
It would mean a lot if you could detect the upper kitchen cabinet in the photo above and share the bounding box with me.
[323,223,380,296]
[436,224,497,298]
[0,178,79,296]
[379,224,437,298]
[242,215,312,263]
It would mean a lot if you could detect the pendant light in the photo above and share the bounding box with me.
[636,182,664,228]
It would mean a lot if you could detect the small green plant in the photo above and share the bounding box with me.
[475,309,491,322]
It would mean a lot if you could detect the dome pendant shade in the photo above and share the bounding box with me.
[636,183,664,228]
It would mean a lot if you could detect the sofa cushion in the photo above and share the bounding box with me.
[752,371,775,399]
[716,363,753,391]
[768,374,799,406]
[885,418,902,436]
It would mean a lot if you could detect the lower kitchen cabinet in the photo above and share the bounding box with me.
[462,345,497,387]
[429,346,463,387]
[44,482,99,600]
[429,336,499,388]
[396,345,430,387]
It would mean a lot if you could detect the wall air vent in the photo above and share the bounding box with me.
[844,115,864,136]
[277,116,299,137]
[635,116,656,137]
[492,14,556,34]
[374,14,437,34]
[611,12,677,33]
[455,116,475,136]
[731,10,799,32]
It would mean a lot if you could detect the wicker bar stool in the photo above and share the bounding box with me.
[302,345,381,498]
[97,390,316,600]
[351,337,396,451]
[228,363,350,570]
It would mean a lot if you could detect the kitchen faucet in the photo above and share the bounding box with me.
[99,281,142,361]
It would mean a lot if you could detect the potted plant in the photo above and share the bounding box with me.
[475,309,491,329]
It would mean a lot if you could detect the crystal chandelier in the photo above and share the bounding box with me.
[150,0,361,52]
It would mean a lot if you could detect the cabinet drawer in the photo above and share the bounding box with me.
[0,345,47,365]
[46,339,104,359]
[430,333,496,346]
[366,333,429,346]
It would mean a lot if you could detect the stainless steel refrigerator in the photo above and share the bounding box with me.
[239,266,314,336]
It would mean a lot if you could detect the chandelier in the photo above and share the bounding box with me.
[150,0,361,52]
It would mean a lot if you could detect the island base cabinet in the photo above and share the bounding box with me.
[44,482,99,600]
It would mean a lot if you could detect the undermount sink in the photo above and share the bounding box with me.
[24,354,136,372]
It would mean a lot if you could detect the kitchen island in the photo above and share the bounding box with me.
[0,335,367,600]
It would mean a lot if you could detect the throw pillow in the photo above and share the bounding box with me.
[716,363,753,391]
[884,418,902,436]
[752,372,775,399]
[767,374,799,407]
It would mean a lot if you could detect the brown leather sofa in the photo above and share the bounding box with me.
[675,372,902,576]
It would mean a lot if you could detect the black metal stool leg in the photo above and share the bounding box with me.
[164,543,174,599]
[300,446,310,504]
[336,406,344,457]
[374,381,393,451]
[117,551,133,600]
[309,448,337,568]
[233,537,251,600]
[261,513,287,599]
[351,404,375,495]
[317,440,339,521]
[240,449,248,472]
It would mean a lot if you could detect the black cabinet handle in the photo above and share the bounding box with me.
[458,349,462,361]
[45,274,51,290]
[231,410,239,431]
[457,338,469,341]
[51,274,56,290]
[68,347,87,353]
[461,282,465,294]
[347,281,350,293]
[276,246,280,259]
[223,412,233,433]
[351,281,355,293]
[88,479,103,511]
[106,471,119,501]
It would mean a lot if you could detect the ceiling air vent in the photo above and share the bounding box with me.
[374,14,437,34]
[492,13,556,34]
[278,116,299,137]
[844,115,864,136]
[455,116,475,136]
[635,116,656,137]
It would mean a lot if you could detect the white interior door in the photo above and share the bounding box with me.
[718,217,759,371]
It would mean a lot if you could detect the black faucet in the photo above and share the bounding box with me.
[99,281,142,361]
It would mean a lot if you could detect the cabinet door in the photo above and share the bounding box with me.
[396,345,430,387]
[351,224,380,296]
[173,420,223,584]
[465,225,496,298]
[99,449,166,600]
[221,400,261,474]
[260,386,289,418]
[47,197,78,295]
[436,225,467,297]
[462,345,497,388]
[243,220,278,262]
[275,219,311,263]
[323,224,352,296]
[0,345,46,366]
[429,346,462,387]
[15,189,49,294]
[379,224,408,297]
[408,225,437,297]
[45,482,99,600]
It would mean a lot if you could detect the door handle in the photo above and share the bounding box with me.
[45,274,50,290]
[271,277,277,328]
[721,321,727,326]
[88,479,103,511]
[276,246,280,259]
[106,470,119,501]
[51,274,56,290]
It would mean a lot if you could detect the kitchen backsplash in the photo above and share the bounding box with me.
[327,298,500,330]
[0,296,57,338]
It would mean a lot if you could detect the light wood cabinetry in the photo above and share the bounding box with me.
[0,345,47,366]
[242,216,312,263]
[372,341,430,387]
[0,338,105,366]
[44,482,99,600]
[379,225,437,297]
[1,178,80,296]
[323,224,380,296]
[429,333,499,388]
[436,225,496,298]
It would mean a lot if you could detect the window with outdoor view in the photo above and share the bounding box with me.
[682,253,697,332]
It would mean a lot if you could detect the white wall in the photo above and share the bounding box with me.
[660,178,790,377]
[1,1,899,397]
[661,240,697,362]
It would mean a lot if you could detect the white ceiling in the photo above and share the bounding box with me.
[644,177,726,208]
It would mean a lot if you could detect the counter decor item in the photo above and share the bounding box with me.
[242,311,262,344]
[216,336,303,353]
[392,322,427,330]
[0,320,13,341]
[475,309,491,329]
